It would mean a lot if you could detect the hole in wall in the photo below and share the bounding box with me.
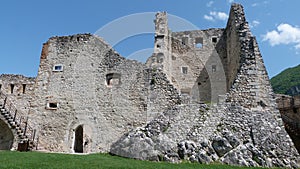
[22,84,26,94]
[182,67,188,74]
[10,84,14,94]
[106,73,121,87]
[53,64,64,72]
[212,37,218,43]
[74,125,83,153]
[195,37,203,48]
[46,102,58,110]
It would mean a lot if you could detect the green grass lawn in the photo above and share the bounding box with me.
[0,151,275,169]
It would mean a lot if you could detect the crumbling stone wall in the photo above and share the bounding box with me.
[28,34,181,153]
[0,74,35,118]
[276,94,300,153]
[111,3,300,168]
[147,13,226,103]
[0,2,298,168]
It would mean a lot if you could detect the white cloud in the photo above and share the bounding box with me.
[206,1,214,7]
[262,23,300,49]
[250,20,260,28]
[204,11,229,22]
[204,15,214,21]
[251,1,269,7]
[228,0,234,3]
[251,3,258,7]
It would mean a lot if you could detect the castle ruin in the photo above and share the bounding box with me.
[0,4,299,168]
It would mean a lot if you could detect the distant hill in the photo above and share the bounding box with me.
[270,64,300,96]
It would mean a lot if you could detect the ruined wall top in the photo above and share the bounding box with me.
[155,12,168,36]
[0,74,35,95]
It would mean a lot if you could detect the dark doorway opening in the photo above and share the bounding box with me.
[74,125,83,153]
[10,84,14,94]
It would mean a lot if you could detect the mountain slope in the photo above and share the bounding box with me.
[270,64,300,96]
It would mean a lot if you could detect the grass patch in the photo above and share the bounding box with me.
[0,151,273,169]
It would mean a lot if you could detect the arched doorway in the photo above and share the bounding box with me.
[74,125,83,153]
[0,119,14,150]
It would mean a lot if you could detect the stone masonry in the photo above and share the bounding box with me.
[0,3,299,168]
[276,94,300,153]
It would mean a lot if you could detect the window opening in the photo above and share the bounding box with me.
[10,84,14,94]
[106,73,121,87]
[22,84,26,94]
[47,102,58,109]
[195,37,203,48]
[182,67,188,74]
[53,64,63,72]
[212,37,218,43]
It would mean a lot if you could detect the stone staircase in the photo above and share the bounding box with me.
[0,92,38,151]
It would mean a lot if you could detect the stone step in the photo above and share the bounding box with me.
[17,129,23,134]
[4,113,11,118]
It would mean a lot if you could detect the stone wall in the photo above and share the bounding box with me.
[216,4,299,167]
[147,13,227,103]
[110,3,300,168]
[276,94,300,153]
[28,34,181,153]
[0,74,35,119]
[0,2,299,168]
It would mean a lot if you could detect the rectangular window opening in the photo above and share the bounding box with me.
[182,67,188,74]
[10,84,14,94]
[22,84,26,94]
[212,37,218,43]
[106,73,121,87]
[195,37,203,48]
[47,102,58,110]
[53,64,63,72]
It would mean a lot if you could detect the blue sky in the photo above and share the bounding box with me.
[1,0,300,78]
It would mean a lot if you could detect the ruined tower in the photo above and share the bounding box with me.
[148,12,226,103]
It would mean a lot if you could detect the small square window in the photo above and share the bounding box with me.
[182,67,188,74]
[46,102,59,110]
[195,37,203,48]
[106,73,121,87]
[53,64,63,72]
[212,37,218,43]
